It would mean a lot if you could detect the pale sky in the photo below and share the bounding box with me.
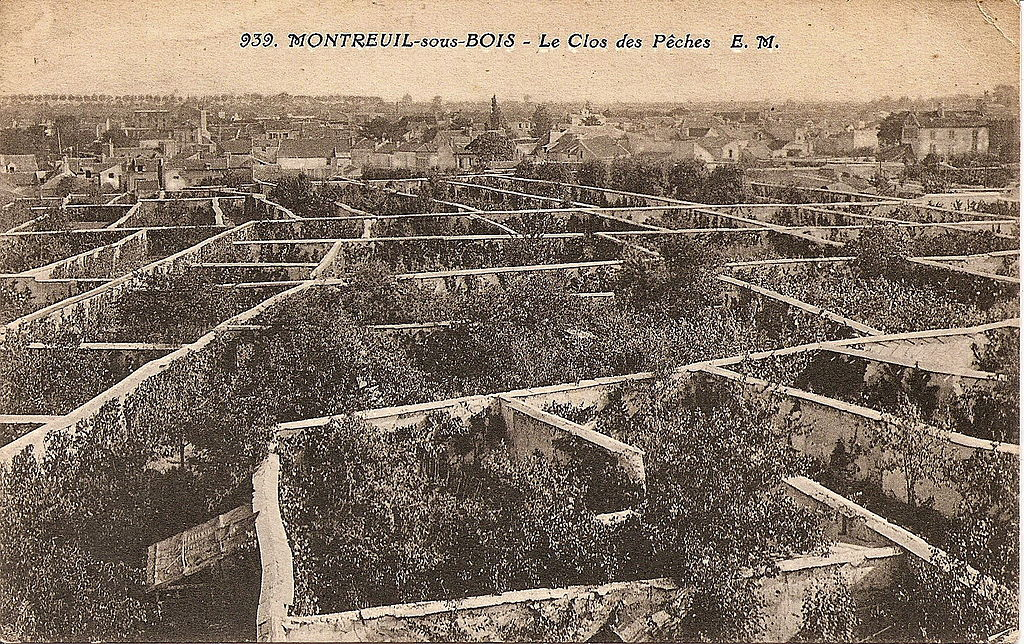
[0,0,1019,102]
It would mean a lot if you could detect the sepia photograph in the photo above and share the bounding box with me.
[0,0,1020,641]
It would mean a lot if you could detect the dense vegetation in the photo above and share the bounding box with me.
[744,260,1015,333]
[89,269,270,344]
[280,379,831,642]
[0,169,1017,641]
[0,393,262,641]
[286,239,843,396]
[0,230,132,274]
[731,338,1019,635]
[515,158,747,204]
[738,337,1019,445]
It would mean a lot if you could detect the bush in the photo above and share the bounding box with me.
[279,413,619,614]
[849,223,911,277]
[796,575,859,642]
[614,236,724,316]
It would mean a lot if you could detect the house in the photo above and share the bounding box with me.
[381,131,460,171]
[567,106,606,127]
[766,136,809,158]
[350,138,377,168]
[163,154,253,190]
[125,158,165,194]
[217,138,253,157]
[834,122,880,153]
[105,145,165,162]
[672,140,716,163]
[544,134,628,162]
[276,138,352,177]
[0,168,40,198]
[75,159,123,191]
[849,122,880,151]
[682,126,721,139]
[0,154,39,174]
[506,121,532,138]
[740,140,772,162]
[368,142,398,169]
[688,137,748,163]
[898,107,990,158]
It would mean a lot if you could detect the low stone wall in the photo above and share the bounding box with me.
[253,454,295,642]
[703,366,1018,519]
[400,260,622,295]
[720,272,881,336]
[44,229,149,280]
[0,279,317,463]
[273,544,903,642]
[843,326,1004,372]
[499,395,646,484]
[3,221,258,339]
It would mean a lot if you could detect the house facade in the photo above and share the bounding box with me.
[901,109,990,158]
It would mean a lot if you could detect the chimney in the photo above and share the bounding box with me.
[937,102,945,117]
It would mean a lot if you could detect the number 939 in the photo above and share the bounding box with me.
[240,33,275,47]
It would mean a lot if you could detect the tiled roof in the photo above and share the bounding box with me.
[217,139,252,154]
[278,138,351,158]
[913,110,989,129]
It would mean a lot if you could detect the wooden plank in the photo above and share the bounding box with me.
[146,504,257,590]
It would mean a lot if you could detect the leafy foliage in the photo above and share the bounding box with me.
[0,396,255,641]
[280,413,620,614]
[745,262,1015,333]
[614,235,725,315]
[98,269,263,344]
[849,223,910,277]
[796,574,859,642]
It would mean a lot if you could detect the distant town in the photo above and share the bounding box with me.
[0,88,1018,199]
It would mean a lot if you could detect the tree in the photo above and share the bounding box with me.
[530,104,553,138]
[596,380,828,641]
[614,236,724,317]
[465,131,517,162]
[0,447,152,641]
[667,160,709,201]
[703,165,744,204]
[872,399,950,510]
[877,112,907,148]
[848,223,910,277]
[576,160,608,188]
[488,95,504,131]
[796,575,859,642]
[360,116,405,142]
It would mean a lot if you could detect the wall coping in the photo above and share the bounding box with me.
[701,365,1019,456]
[498,395,645,458]
[2,220,257,334]
[718,273,884,336]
